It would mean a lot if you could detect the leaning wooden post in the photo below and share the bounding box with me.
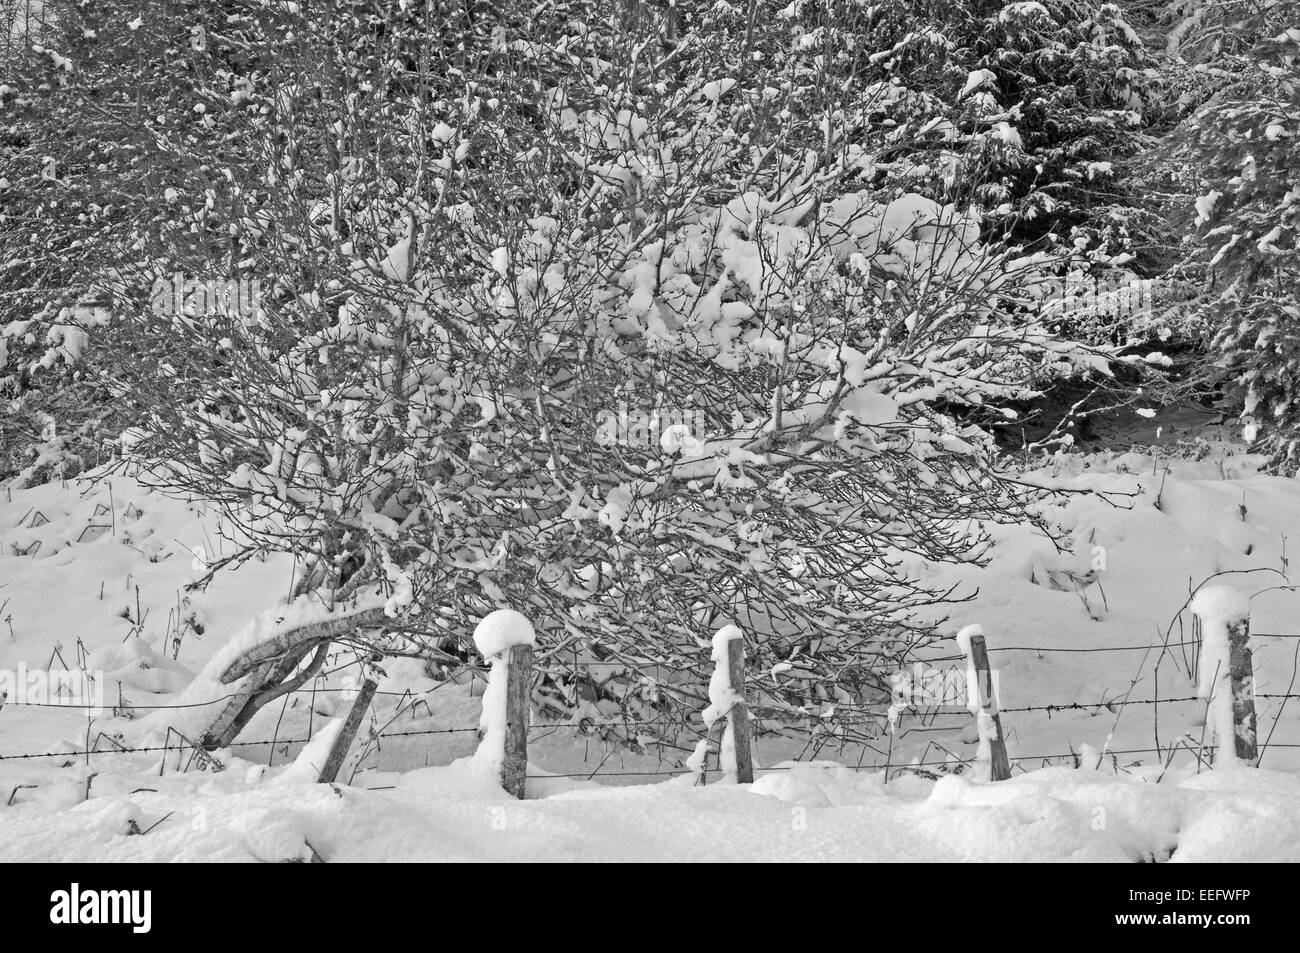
[317,676,377,784]
[1190,586,1258,766]
[472,609,537,799]
[957,625,1011,781]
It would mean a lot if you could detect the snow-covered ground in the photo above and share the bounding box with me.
[4,756,1300,862]
[4,422,1300,862]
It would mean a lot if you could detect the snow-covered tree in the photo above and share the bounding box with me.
[1172,1,1300,469]
[6,0,1135,747]
[0,0,258,482]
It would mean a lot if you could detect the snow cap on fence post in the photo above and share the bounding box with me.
[956,624,1011,782]
[472,609,536,798]
[1189,585,1257,767]
[690,625,754,784]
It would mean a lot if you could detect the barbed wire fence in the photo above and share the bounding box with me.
[4,610,1298,797]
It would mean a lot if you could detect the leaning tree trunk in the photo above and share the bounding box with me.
[199,603,388,750]
[199,543,377,750]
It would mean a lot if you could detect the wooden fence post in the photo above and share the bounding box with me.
[501,643,533,799]
[317,677,377,784]
[1191,587,1258,767]
[727,632,754,784]
[1227,610,1259,765]
[699,626,753,784]
[963,629,1011,781]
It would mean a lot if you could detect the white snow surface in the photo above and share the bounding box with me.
[1,759,1299,861]
[274,717,344,786]
[954,623,982,662]
[472,608,537,658]
[1189,584,1251,627]
[472,656,512,776]
[701,624,743,726]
